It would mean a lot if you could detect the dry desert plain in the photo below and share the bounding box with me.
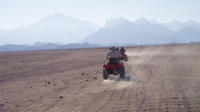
[1,43,200,112]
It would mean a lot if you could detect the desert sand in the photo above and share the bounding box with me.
[1,44,200,112]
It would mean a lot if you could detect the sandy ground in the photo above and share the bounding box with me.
[0,44,200,112]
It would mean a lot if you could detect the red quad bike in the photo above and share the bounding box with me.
[103,54,128,80]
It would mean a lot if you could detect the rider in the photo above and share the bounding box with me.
[119,47,127,61]
[120,47,126,55]
[107,47,121,65]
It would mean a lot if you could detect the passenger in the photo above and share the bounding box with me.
[119,47,128,61]
[120,47,126,55]
[107,47,120,65]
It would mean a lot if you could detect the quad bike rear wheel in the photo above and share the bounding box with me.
[103,69,109,79]
[119,67,125,78]
[124,55,128,61]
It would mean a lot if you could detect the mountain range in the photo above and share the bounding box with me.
[0,13,99,45]
[0,13,200,51]
[83,18,200,45]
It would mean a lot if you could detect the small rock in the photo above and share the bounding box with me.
[120,109,128,112]
[81,73,85,75]
[86,80,89,82]
[30,86,32,88]
[0,104,4,107]
[47,82,51,84]
[28,99,34,102]
[59,96,64,99]
[94,77,97,80]
[173,96,178,99]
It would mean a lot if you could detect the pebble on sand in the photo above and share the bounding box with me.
[59,96,64,99]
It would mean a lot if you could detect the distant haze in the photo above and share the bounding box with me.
[0,0,200,45]
[0,0,200,29]
[84,18,200,45]
[0,13,100,45]
[0,14,200,46]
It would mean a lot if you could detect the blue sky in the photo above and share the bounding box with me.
[0,0,200,29]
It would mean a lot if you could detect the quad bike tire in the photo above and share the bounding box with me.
[124,56,128,61]
[119,67,125,79]
[123,55,128,61]
[103,69,109,79]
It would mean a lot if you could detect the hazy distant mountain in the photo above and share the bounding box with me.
[0,13,99,45]
[1,14,200,47]
[0,42,101,52]
[84,18,176,45]
[175,27,200,43]
[83,18,200,45]
[105,18,131,28]
[165,21,200,32]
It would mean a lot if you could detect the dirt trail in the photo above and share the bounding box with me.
[1,44,200,112]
